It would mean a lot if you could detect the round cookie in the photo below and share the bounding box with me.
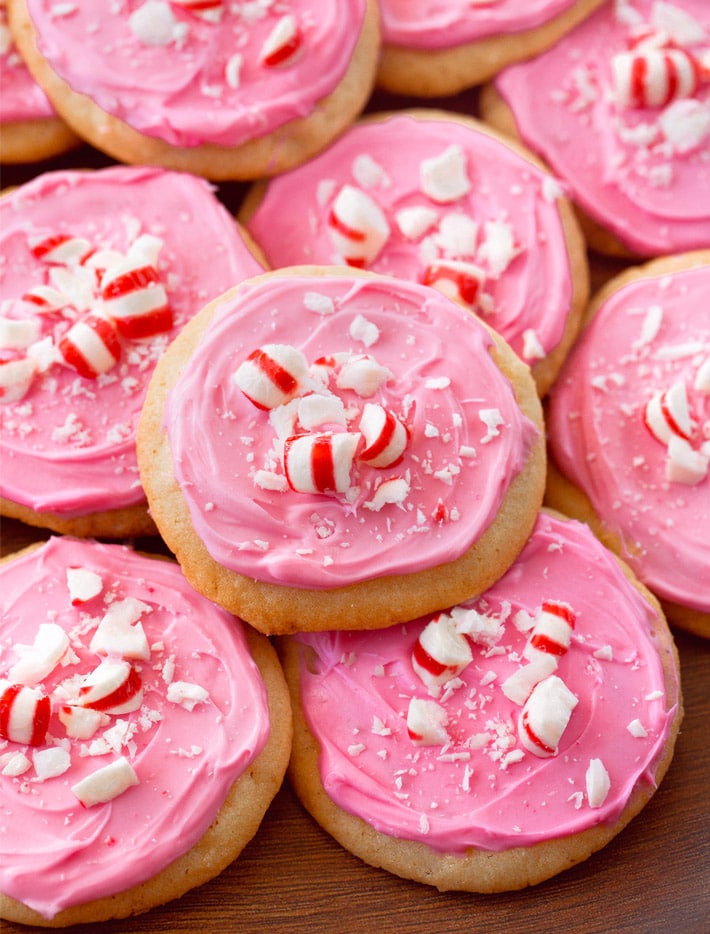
[7,0,380,181]
[480,0,710,258]
[545,251,710,638]
[0,0,78,163]
[376,0,606,97]
[279,510,682,893]
[240,110,589,396]
[0,165,264,539]
[0,536,292,927]
[137,266,546,635]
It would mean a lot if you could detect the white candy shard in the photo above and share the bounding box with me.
[585,757,611,808]
[349,313,380,348]
[166,680,210,710]
[407,697,450,746]
[89,598,152,661]
[129,1,181,47]
[283,431,360,494]
[665,435,709,485]
[335,354,392,398]
[627,718,648,738]
[0,317,41,351]
[297,391,347,430]
[643,382,694,443]
[59,704,110,740]
[518,674,578,757]
[72,756,139,807]
[412,613,473,697]
[694,356,710,393]
[0,751,32,777]
[8,622,70,686]
[0,357,37,404]
[501,653,558,706]
[234,343,310,410]
[327,185,390,267]
[420,145,471,203]
[395,206,439,240]
[33,746,71,781]
[659,98,710,153]
[66,566,103,604]
[358,403,408,468]
[363,474,410,512]
[450,605,504,648]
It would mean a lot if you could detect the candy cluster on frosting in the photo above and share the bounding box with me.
[494,0,710,254]
[547,260,709,611]
[165,274,540,588]
[294,513,676,851]
[23,0,368,147]
[246,113,574,370]
[0,537,270,919]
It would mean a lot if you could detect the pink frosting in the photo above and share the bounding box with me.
[0,165,262,518]
[494,0,710,255]
[24,0,367,148]
[0,3,55,123]
[245,113,575,369]
[380,0,590,49]
[165,272,540,589]
[294,512,677,852]
[547,261,710,612]
[0,536,270,919]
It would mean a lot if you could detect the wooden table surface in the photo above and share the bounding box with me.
[2,91,709,933]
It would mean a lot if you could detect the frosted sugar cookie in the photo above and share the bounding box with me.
[0,0,78,163]
[480,0,710,257]
[545,251,710,638]
[376,0,606,96]
[0,165,263,538]
[0,536,291,927]
[280,510,682,892]
[241,110,589,395]
[7,0,380,180]
[137,267,545,635]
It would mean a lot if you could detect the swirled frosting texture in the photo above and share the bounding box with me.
[245,113,575,368]
[294,513,677,852]
[0,2,54,123]
[547,261,710,612]
[494,0,710,255]
[24,0,367,148]
[165,273,539,588]
[0,536,270,919]
[0,166,262,517]
[380,0,590,49]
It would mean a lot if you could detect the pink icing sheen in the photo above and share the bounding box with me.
[295,512,677,852]
[380,0,588,49]
[24,0,367,148]
[547,262,710,612]
[0,165,262,517]
[246,113,574,366]
[494,0,710,255]
[165,273,539,588]
[0,536,270,919]
[0,5,55,123]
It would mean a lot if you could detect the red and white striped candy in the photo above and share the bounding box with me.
[58,313,121,379]
[421,259,485,306]
[612,48,702,109]
[283,431,360,494]
[643,381,694,444]
[100,236,171,339]
[501,652,558,706]
[21,284,68,313]
[234,343,310,410]
[0,356,37,403]
[327,185,390,268]
[525,600,576,659]
[260,14,301,67]
[518,674,578,758]
[77,660,143,715]
[406,697,450,746]
[29,233,93,267]
[411,613,473,697]
[170,0,223,22]
[358,403,408,468]
[0,681,51,746]
[89,598,151,661]
[72,756,139,808]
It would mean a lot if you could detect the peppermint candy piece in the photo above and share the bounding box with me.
[411,613,473,698]
[170,0,223,22]
[519,674,578,758]
[0,357,38,404]
[643,382,694,444]
[260,14,302,67]
[421,259,485,306]
[8,622,70,687]
[100,235,172,339]
[0,681,51,746]
[77,660,143,715]
[612,48,702,109]
[525,600,576,659]
[283,431,360,494]
[29,233,93,266]
[234,344,310,410]
[327,185,390,268]
[407,697,450,746]
[58,314,121,379]
[72,756,139,808]
[358,403,408,468]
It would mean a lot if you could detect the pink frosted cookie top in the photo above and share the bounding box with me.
[547,259,710,612]
[294,512,677,853]
[165,272,540,589]
[23,0,368,148]
[380,0,591,50]
[0,165,262,518]
[0,1,54,124]
[494,0,710,255]
[246,113,576,372]
[0,536,270,919]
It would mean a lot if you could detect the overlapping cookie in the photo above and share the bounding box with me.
[280,510,682,892]
[0,165,263,538]
[0,536,292,927]
[545,251,710,638]
[7,0,380,180]
[137,267,545,635]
